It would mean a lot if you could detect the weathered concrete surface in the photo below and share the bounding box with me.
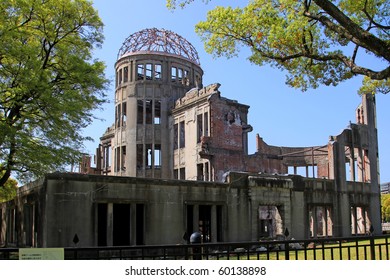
[0,170,382,248]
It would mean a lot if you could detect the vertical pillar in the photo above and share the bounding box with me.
[364,94,381,234]
[349,156,355,181]
[312,208,318,237]
[357,148,364,182]
[330,136,350,237]
[251,204,259,241]
[211,205,217,243]
[130,204,137,245]
[125,97,138,177]
[193,205,199,233]
[107,203,113,246]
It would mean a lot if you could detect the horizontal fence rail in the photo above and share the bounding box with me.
[1,235,389,260]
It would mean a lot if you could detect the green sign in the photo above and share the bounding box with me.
[19,248,64,260]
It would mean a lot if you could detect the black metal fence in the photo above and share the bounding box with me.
[1,235,389,260]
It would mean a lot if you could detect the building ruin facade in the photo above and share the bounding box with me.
[96,28,203,179]
[0,29,382,248]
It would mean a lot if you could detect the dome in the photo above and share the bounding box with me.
[117,28,201,65]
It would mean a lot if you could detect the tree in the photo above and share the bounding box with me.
[0,0,108,187]
[0,174,17,202]
[167,0,389,93]
[382,193,390,222]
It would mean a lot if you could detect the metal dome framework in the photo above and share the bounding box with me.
[117,28,201,65]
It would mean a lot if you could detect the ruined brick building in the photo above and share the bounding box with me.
[91,29,380,186]
[0,29,382,248]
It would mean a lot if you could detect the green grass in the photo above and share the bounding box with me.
[249,239,390,260]
[206,238,390,260]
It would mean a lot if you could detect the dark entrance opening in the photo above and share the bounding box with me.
[186,205,194,242]
[97,204,107,246]
[199,205,211,243]
[216,205,223,242]
[113,204,130,246]
[23,204,33,246]
[259,219,273,238]
[136,204,144,245]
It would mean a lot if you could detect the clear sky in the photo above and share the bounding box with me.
[86,0,390,183]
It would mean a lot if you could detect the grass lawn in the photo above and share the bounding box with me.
[244,238,390,260]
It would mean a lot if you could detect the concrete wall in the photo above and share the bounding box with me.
[0,171,382,248]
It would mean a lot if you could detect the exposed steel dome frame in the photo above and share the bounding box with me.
[117,28,201,65]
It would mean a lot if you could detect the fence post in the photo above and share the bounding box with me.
[284,228,290,260]
[370,225,376,260]
[370,237,376,260]
[285,241,290,260]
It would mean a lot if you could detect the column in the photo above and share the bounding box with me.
[211,205,217,243]
[130,204,137,245]
[193,205,199,233]
[107,203,113,246]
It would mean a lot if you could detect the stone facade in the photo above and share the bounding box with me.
[95,29,204,179]
[0,170,380,248]
[0,29,382,248]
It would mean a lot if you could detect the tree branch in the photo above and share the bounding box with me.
[362,0,390,30]
[0,139,16,187]
[247,35,390,81]
[311,0,390,62]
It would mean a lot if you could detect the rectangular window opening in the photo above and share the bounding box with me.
[204,162,209,181]
[180,167,186,180]
[137,100,143,124]
[137,144,143,169]
[309,205,333,238]
[146,144,152,168]
[121,146,126,171]
[308,165,318,178]
[145,100,153,124]
[174,123,178,150]
[146,63,152,80]
[103,145,111,169]
[179,121,185,148]
[154,100,161,124]
[137,64,144,80]
[174,169,178,179]
[197,114,203,143]
[123,66,128,83]
[178,68,183,83]
[184,70,190,86]
[122,102,127,127]
[130,61,134,82]
[171,67,177,83]
[115,104,120,128]
[351,206,369,235]
[115,147,121,172]
[118,69,123,84]
[154,64,162,80]
[154,144,161,168]
[197,163,204,181]
[204,112,209,137]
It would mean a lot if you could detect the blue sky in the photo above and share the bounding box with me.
[86,0,390,183]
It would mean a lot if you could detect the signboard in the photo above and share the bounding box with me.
[19,248,64,260]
